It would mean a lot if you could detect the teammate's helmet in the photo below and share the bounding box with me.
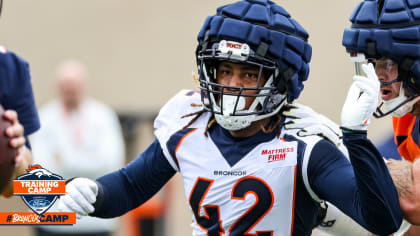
[343,0,420,118]
[196,0,312,131]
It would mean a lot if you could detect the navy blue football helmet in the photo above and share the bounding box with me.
[343,0,420,118]
[196,0,312,130]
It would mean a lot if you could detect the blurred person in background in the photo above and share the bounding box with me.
[30,60,125,236]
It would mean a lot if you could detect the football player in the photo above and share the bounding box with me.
[0,0,41,196]
[57,1,402,235]
[283,0,420,235]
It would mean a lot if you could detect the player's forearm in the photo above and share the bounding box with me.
[91,170,139,218]
[91,139,175,218]
[387,159,420,224]
[2,147,32,197]
[343,132,402,234]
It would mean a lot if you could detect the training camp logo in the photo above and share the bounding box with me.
[14,165,65,215]
[0,164,76,225]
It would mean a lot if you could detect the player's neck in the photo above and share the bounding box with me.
[409,100,420,116]
[228,117,273,138]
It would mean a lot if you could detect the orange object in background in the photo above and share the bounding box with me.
[126,186,170,236]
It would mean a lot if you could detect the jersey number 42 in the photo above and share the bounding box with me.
[189,176,274,236]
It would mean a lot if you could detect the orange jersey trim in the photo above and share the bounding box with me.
[393,114,420,162]
[290,166,297,236]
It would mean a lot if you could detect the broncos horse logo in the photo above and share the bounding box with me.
[26,165,53,178]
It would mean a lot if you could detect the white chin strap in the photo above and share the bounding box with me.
[215,95,252,131]
[384,83,420,117]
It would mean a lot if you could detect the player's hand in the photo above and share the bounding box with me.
[283,103,342,146]
[341,63,379,131]
[57,178,98,219]
[283,103,349,157]
[0,110,29,197]
[3,110,25,162]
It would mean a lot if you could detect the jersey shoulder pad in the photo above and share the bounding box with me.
[154,89,204,129]
[154,89,208,138]
[154,90,209,171]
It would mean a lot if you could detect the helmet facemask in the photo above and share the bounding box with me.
[353,55,420,118]
[197,40,287,131]
[378,82,420,117]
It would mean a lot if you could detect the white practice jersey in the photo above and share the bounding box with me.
[155,90,322,236]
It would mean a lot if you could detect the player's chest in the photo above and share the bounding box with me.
[176,130,299,235]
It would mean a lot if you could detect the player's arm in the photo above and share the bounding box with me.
[284,103,420,226]
[316,157,420,236]
[2,146,32,197]
[1,51,40,197]
[387,159,420,225]
[57,138,176,218]
[3,51,40,137]
[308,137,401,235]
[312,62,401,235]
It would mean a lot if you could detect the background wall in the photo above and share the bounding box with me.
[0,0,394,235]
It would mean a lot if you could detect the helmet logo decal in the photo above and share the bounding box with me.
[218,40,250,61]
[226,42,241,49]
